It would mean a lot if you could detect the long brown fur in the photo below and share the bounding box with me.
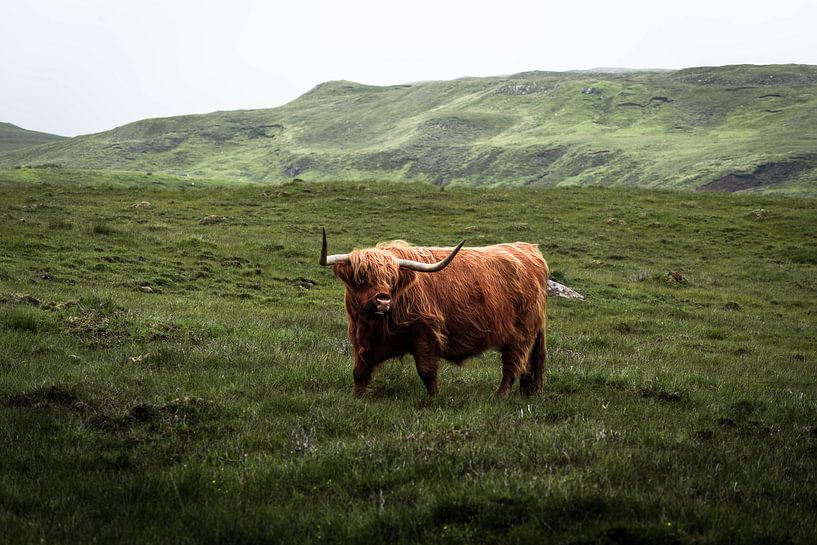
[332,241,549,396]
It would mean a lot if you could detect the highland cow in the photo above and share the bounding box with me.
[320,229,550,397]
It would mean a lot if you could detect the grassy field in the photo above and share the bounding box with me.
[1,168,816,544]
[2,65,817,194]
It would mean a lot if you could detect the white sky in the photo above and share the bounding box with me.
[2,0,816,136]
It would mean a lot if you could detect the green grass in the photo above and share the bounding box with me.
[0,122,64,154]
[2,65,817,194]
[1,169,816,544]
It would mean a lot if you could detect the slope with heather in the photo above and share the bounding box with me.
[2,64,816,194]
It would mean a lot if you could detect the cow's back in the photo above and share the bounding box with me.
[386,242,548,359]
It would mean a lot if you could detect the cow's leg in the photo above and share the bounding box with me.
[353,357,374,397]
[412,338,440,395]
[518,368,535,396]
[352,334,408,396]
[520,329,547,396]
[353,347,383,397]
[414,358,440,395]
[497,344,530,397]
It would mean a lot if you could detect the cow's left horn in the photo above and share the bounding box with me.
[396,240,465,272]
[320,228,350,266]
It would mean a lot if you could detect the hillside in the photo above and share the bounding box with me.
[0,122,64,153]
[2,65,817,194]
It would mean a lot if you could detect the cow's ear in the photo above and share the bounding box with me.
[394,268,417,294]
[333,262,353,285]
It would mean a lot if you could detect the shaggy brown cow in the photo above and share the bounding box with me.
[320,229,549,397]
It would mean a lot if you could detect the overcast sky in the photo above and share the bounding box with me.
[2,0,815,137]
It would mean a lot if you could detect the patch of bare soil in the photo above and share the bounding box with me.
[199,215,228,225]
[663,271,686,284]
[7,385,88,412]
[697,158,813,192]
[65,299,131,346]
[3,293,41,306]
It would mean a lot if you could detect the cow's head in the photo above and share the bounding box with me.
[320,229,464,320]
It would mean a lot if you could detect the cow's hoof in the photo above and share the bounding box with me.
[353,387,369,398]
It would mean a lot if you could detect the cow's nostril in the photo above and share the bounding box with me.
[375,293,391,303]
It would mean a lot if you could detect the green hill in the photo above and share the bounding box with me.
[0,122,65,153]
[2,64,817,194]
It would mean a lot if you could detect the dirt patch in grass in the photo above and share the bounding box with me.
[7,384,87,411]
[2,293,42,306]
[64,298,131,346]
[638,386,686,404]
[697,158,814,192]
[8,386,220,437]
[86,397,220,435]
[663,271,686,285]
[159,396,219,427]
[87,399,194,432]
[199,215,228,225]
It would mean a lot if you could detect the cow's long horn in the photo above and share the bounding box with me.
[319,227,350,266]
[396,240,465,272]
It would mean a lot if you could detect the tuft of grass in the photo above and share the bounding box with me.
[91,223,120,236]
[0,307,42,332]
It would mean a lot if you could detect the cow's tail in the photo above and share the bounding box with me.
[521,328,547,396]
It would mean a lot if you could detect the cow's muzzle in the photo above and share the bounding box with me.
[364,294,391,320]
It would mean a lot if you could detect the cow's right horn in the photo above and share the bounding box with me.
[396,240,465,272]
[320,228,350,266]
